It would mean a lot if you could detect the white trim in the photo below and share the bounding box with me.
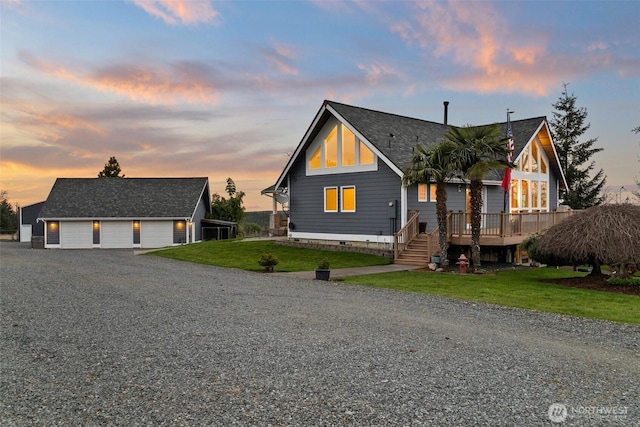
[327,104,403,177]
[324,186,338,212]
[289,231,392,244]
[417,183,428,202]
[305,118,378,176]
[340,185,356,212]
[401,185,407,227]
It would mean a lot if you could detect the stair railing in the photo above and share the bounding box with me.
[394,210,420,260]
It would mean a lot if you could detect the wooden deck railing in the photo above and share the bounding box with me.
[393,210,420,260]
[448,210,576,241]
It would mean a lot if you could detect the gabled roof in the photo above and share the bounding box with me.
[275,100,566,189]
[38,178,210,219]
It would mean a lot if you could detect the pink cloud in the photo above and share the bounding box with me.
[357,62,404,86]
[261,41,300,76]
[388,1,567,96]
[19,51,219,105]
[130,0,219,25]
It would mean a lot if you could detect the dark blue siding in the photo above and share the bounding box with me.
[289,159,402,236]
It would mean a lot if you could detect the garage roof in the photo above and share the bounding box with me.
[38,178,210,219]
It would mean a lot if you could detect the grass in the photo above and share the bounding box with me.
[150,240,639,324]
[339,268,640,324]
[150,239,391,272]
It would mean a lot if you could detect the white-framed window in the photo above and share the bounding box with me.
[418,184,428,202]
[324,187,338,212]
[510,138,550,212]
[341,186,356,212]
[306,120,377,175]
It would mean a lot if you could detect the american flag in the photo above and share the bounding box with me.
[501,114,514,192]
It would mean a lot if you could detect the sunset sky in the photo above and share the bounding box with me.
[1,0,638,211]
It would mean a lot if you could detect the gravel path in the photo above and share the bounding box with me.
[1,242,638,426]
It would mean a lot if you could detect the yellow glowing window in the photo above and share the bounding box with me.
[342,126,356,166]
[309,146,321,169]
[360,141,374,165]
[540,156,547,174]
[521,180,529,208]
[531,143,539,173]
[341,186,356,212]
[522,148,530,172]
[324,126,337,168]
[418,184,427,202]
[324,187,338,212]
[541,182,548,208]
[429,184,437,202]
[531,181,538,208]
[510,180,518,210]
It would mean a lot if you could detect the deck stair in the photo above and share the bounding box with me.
[394,234,433,267]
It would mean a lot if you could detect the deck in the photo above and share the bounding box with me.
[394,210,576,260]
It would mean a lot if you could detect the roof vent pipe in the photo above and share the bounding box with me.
[443,101,449,126]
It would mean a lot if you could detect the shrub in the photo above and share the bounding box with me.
[258,253,278,272]
[608,276,640,286]
[317,258,330,270]
[242,222,262,237]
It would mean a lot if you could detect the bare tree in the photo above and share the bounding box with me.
[535,204,640,278]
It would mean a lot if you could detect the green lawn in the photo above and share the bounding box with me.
[150,239,391,272]
[339,268,640,324]
[150,240,639,324]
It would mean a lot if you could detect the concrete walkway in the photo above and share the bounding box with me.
[275,263,417,279]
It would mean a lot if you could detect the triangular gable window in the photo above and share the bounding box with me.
[306,120,377,175]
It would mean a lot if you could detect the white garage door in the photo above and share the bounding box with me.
[60,221,93,249]
[102,221,133,248]
[141,221,173,248]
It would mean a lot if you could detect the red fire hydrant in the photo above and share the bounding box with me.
[457,254,468,274]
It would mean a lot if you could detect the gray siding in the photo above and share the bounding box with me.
[289,159,402,237]
[193,197,207,241]
[485,186,505,212]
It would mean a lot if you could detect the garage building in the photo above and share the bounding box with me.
[38,178,211,249]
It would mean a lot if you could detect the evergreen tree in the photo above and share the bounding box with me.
[98,156,125,178]
[0,190,17,234]
[549,84,606,209]
[209,178,246,223]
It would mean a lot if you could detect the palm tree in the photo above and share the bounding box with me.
[402,142,457,268]
[446,124,510,269]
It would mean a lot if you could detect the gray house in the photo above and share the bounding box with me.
[266,100,568,263]
[38,178,210,249]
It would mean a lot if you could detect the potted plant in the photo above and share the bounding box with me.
[315,258,331,281]
[258,253,278,272]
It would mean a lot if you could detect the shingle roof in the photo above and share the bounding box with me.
[38,178,210,219]
[274,100,564,189]
[327,100,546,172]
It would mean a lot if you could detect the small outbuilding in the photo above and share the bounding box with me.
[19,201,45,243]
[38,178,211,249]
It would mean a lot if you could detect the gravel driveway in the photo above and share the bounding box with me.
[1,242,638,426]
